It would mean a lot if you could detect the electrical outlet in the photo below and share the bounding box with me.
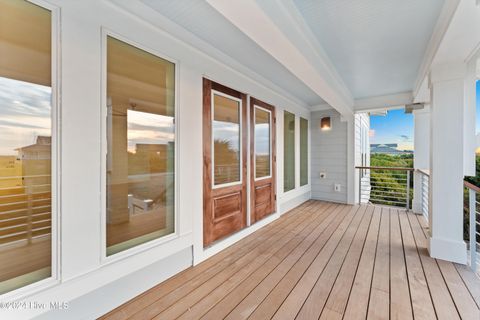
[334,184,341,192]
[319,172,326,179]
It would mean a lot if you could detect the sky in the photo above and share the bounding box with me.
[127,110,174,153]
[370,108,414,151]
[0,77,51,156]
[370,81,480,151]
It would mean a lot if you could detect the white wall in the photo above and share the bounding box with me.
[311,110,348,203]
[0,0,312,319]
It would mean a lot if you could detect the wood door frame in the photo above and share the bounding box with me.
[249,97,276,224]
[203,78,247,246]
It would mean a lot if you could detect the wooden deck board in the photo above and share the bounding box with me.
[407,211,461,320]
[390,208,413,320]
[398,208,436,320]
[198,203,341,320]
[342,206,381,320]
[367,207,391,320]
[100,201,480,320]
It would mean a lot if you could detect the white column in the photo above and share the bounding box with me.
[412,106,430,214]
[346,114,356,205]
[428,63,467,264]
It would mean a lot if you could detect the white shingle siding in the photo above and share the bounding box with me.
[311,110,348,203]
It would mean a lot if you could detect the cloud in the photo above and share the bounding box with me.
[0,77,51,155]
[0,119,47,129]
[400,135,410,141]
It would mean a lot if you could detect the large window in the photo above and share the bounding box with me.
[0,0,52,294]
[284,111,295,192]
[106,36,175,256]
[300,117,308,186]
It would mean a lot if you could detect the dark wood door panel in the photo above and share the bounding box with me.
[255,183,272,205]
[253,182,273,221]
[212,191,242,222]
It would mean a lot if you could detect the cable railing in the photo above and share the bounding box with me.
[356,166,414,209]
[418,169,430,219]
[0,175,51,246]
[464,180,480,273]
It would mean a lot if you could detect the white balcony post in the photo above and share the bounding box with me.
[412,106,430,214]
[428,63,467,264]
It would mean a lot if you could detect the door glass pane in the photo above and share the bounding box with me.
[213,94,241,185]
[106,36,175,256]
[300,117,308,186]
[284,111,295,192]
[0,0,52,294]
[255,107,271,179]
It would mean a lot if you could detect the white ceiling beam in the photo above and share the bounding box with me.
[413,0,460,99]
[257,0,354,107]
[310,103,333,112]
[205,0,354,116]
[354,92,413,113]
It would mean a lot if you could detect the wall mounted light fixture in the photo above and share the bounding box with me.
[320,117,331,131]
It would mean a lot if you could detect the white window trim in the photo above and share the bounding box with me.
[0,0,61,300]
[100,28,180,264]
[211,89,243,189]
[253,105,272,181]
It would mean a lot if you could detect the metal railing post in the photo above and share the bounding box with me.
[469,188,477,272]
[406,171,410,210]
[358,169,362,204]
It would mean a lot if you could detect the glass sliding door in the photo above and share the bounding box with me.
[300,117,308,186]
[284,111,295,192]
[0,0,53,294]
[106,36,175,256]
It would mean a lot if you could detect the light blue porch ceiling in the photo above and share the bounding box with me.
[141,0,324,106]
[292,0,445,99]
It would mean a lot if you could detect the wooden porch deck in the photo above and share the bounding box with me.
[101,200,480,320]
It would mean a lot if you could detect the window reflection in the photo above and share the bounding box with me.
[0,0,52,294]
[213,94,241,186]
[255,107,271,179]
[284,111,295,192]
[106,36,175,256]
[300,117,308,186]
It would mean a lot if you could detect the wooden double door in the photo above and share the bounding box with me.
[203,79,276,246]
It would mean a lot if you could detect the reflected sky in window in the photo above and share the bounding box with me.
[255,124,269,156]
[127,110,174,153]
[213,120,240,152]
[0,77,51,155]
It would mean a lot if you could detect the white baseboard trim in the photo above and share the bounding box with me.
[34,248,192,320]
[412,198,422,214]
[280,190,311,214]
[310,196,348,205]
[428,237,467,264]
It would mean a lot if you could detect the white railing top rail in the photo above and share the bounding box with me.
[464,180,480,273]
[355,166,414,171]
